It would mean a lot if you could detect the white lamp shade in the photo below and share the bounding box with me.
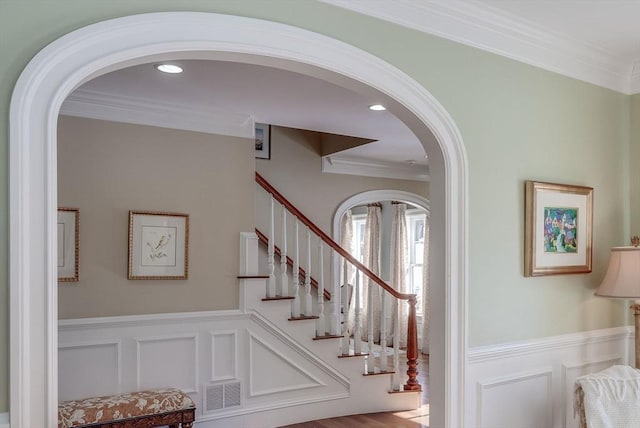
[596,247,640,299]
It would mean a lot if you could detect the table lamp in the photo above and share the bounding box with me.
[595,236,640,367]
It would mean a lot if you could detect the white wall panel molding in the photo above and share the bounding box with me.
[248,330,324,397]
[322,155,429,182]
[250,312,350,388]
[135,334,199,393]
[320,0,633,94]
[468,326,632,363]
[58,340,122,401]
[59,310,247,331]
[476,368,553,428]
[211,331,238,382]
[60,89,255,138]
[561,356,623,428]
[466,327,631,428]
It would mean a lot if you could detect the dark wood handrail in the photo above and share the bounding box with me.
[256,172,414,302]
[255,228,331,301]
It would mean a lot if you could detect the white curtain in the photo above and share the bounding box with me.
[390,203,409,347]
[421,215,431,354]
[361,204,382,342]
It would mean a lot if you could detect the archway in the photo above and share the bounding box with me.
[9,12,468,427]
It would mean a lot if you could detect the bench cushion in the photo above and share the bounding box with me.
[58,388,195,428]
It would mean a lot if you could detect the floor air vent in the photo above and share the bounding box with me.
[205,381,242,412]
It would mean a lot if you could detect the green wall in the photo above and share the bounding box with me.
[0,0,634,413]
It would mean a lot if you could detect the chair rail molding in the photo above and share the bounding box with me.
[9,11,468,427]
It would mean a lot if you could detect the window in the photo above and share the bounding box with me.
[406,210,426,316]
[348,206,427,316]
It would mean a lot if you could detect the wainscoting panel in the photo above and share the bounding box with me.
[211,331,237,382]
[477,369,552,428]
[466,326,632,428]
[58,309,350,426]
[561,356,623,428]
[58,340,121,401]
[135,334,198,393]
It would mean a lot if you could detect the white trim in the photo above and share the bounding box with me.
[320,0,635,94]
[468,326,632,363]
[58,340,123,395]
[476,368,553,428]
[332,189,430,243]
[134,333,199,394]
[9,11,468,427]
[60,88,255,138]
[0,412,9,428]
[247,330,325,397]
[322,156,429,181]
[211,330,239,382]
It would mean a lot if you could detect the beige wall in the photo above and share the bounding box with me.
[57,116,255,319]
[256,126,428,235]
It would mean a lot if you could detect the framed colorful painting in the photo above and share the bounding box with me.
[128,211,190,280]
[524,181,593,277]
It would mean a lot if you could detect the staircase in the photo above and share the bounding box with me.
[239,173,422,421]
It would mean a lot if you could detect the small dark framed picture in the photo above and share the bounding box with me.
[255,123,271,159]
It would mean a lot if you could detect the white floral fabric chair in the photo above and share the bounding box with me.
[58,388,195,428]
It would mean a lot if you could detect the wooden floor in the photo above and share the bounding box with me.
[280,354,430,428]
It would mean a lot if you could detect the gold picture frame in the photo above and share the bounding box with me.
[58,208,79,282]
[128,210,189,280]
[525,181,593,277]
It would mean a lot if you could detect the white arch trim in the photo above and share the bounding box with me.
[332,190,430,242]
[9,12,468,427]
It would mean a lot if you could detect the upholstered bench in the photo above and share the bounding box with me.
[58,388,195,428]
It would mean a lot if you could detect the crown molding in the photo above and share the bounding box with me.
[630,61,640,95]
[60,88,255,138]
[322,155,429,182]
[321,0,635,94]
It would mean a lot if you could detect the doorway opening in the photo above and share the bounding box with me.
[9,12,468,427]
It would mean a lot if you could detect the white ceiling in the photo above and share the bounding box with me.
[67,1,640,174]
[71,60,428,168]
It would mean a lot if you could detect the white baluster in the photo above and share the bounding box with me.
[392,298,401,391]
[267,194,276,298]
[280,206,288,297]
[367,274,375,373]
[330,250,340,336]
[354,270,362,355]
[341,257,350,355]
[291,219,300,317]
[380,292,388,372]
[316,241,326,336]
[302,227,312,316]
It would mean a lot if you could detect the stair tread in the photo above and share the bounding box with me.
[262,296,295,301]
[338,352,369,358]
[288,315,319,321]
[312,334,343,340]
[363,369,395,376]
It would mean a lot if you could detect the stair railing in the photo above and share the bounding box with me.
[256,172,421,392]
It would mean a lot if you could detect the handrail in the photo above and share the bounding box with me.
[256,172,420,392]
[255,228,330,300]
[256,172,415,302]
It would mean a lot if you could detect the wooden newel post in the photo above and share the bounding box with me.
[404,296,421,391]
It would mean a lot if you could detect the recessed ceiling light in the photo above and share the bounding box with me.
[368,104,386,111]
[155,64,183,74]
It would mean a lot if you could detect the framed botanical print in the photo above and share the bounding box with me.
[128,211,189,280]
